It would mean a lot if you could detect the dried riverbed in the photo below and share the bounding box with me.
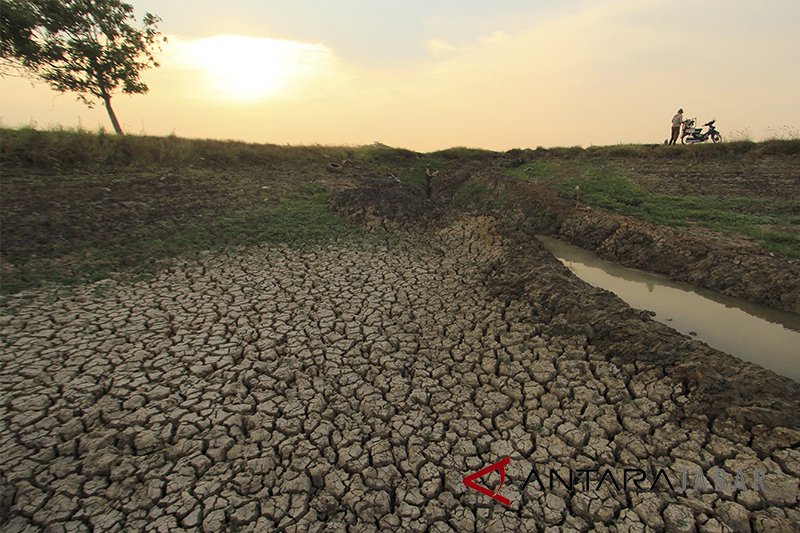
[1,212,798,532]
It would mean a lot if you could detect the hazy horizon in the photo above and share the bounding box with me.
[1,0,799,151]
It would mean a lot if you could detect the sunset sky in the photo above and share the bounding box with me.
[1,0,798,151]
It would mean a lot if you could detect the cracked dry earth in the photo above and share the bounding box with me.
[1,217,799,532]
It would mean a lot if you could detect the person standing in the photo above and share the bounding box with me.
[669,108,684,145]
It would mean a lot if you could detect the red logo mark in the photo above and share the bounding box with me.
[463,457,511,506]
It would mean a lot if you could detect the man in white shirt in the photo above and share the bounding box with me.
[669,108,684,145]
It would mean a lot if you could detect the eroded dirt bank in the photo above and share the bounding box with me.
[431,161,800,314]
[556,210,800,314]
[4,186,798,532]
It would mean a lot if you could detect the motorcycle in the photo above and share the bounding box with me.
[681,118,721,144]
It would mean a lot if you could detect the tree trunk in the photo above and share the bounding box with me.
[102,95,123,135]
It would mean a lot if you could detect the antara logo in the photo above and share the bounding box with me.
[463,457,767,506]
[462,457,511,506]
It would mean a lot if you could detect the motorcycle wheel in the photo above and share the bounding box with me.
[711,132,721,143]
[681,135,690,145]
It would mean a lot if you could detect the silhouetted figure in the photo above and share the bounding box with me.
[669,108,684,145]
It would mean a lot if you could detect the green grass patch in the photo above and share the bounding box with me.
[503,159,800,257]
[145,189,354,250]
[453,174,525,214]
[1,190,362,294]
[454,176,494,209]
[505,159,566,181]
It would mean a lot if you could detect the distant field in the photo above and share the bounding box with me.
[2,128,799,295]
[502,151,800,258]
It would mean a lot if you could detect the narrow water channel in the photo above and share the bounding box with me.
[537,235,800,382]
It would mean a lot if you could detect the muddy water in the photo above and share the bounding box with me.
[537,235,800,382]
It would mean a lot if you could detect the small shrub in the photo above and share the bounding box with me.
[429,146,498,160]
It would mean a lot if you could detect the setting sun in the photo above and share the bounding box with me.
[174,34,333,103]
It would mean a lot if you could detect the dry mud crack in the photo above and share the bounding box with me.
[1,214,799,532]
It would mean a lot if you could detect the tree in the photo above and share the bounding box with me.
[0,0,164,134]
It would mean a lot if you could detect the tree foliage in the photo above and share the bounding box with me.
[0,0,164,134]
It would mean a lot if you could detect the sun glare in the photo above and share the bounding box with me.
[176,35,332,102]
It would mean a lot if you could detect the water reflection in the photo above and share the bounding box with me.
[537,235,800,382]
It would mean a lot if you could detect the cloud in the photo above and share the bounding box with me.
[425,38,464,57]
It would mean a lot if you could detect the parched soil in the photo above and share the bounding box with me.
[2,145,799,531]
[3,188,798,532]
